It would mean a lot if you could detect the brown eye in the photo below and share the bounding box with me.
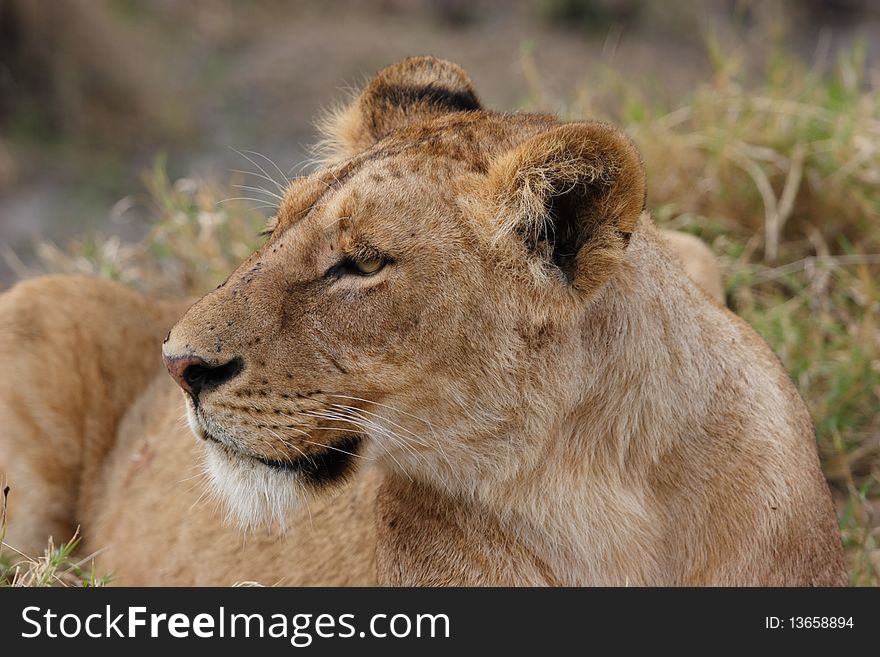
[326,253,391,279]
[354,256,386,276]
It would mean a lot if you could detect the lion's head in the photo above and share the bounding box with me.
[162,56,646,527]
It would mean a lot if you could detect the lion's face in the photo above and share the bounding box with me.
[165,146,515,526]
[162,57,645,526]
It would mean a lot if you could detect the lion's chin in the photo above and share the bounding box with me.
[202,442,305,531]
[186,403,366,530]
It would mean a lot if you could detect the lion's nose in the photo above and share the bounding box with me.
[163,354,243,399]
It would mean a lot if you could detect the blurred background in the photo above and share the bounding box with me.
[0,0,877,584]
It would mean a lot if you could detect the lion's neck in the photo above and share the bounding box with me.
[469,228,733,584]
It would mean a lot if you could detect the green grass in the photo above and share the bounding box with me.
[9,42,879,586]
[0,485,110,587]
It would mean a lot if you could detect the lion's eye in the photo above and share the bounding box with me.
[352,256,386,276]
[326,253,391,279]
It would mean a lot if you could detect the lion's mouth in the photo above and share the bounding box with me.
[203,429,365,487]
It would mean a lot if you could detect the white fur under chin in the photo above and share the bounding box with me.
[183,402,303,531]
[202,442,304,532]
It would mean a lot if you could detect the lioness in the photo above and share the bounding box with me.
[0,57,844,585]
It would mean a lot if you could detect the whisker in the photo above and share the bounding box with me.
[283,403,455,483]
[373,438,413,481]
[325,393,439,433]
[229,147,286,194]
[305,408,428,468]
[287,158,316,178]
[242,149,292,191]
[188,484,212,512]
[327,393,445,456]
[301,439,374,461]
[265,427,314,465]
[276,413,374,459]
[230,168,288,190]
[217,196,278,206]
[177,470,206,485]
[233,184,285,202]
[322,214,351,228]
[328,402,430,448]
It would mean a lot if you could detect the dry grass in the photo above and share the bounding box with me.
[11,156,268,298]
[0,484,110,587]
[4,43,878,586]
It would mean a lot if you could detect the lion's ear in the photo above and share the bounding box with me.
[487,122,646,296]
[316,56,482,164]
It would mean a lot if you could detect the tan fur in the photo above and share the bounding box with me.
[0,57,844,586]
[659,229,725,304]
